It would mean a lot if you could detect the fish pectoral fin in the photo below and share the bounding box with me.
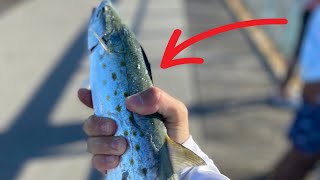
[166,136,206,172]
[159,136,206,179]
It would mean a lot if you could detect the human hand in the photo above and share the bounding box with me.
[78,87,190,173]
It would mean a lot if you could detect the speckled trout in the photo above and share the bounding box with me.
[88,1,205,179]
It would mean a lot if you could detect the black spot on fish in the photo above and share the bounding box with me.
[142,168,147,176]
[140,132,145,137]
[116,105,121,112]
[114,90,118,96]
[130,159,134,165]
[124,92,129,98]
[106,95,110,101]
[129,115,133,122]
[121,61,126,66]
[112,73,117,80]
[124,130,128,136]
[102,63,107,69]
[132,131,137,136]
[122,171,129,180]
[135,144,140,151]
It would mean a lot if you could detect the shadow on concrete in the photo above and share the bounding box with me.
[0,0,26,17]
[183,0,282,121]
[182,0,281,109]
[182,1,286,179]
[189,96,271,117]
[247,174,269,180]
[219,0,280,84]
[0,27,89,180]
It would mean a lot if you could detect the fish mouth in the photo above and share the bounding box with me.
[102,0,113,6]
[88,0,114,51]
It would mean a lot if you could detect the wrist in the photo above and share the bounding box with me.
[166,125,190,144]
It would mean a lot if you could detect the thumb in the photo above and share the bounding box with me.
[125,87,189,143]
[125,87,188,122]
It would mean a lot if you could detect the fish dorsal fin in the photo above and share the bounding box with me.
[159,136,206,179]
[140,46,153,82]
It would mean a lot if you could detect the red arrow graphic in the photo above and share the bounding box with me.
[160,18,288,69]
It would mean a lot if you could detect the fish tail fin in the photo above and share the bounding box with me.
[159,136,206,179]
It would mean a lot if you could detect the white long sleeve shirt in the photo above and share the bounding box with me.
[180,136,230,180]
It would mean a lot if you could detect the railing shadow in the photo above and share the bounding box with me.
[0,26,88,180]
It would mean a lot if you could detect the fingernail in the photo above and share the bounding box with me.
[110,138,122,150]
[127,93,143,106]
[100,121,112,134]
[105,156,116,163]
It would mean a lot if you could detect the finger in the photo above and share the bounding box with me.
[125,87,188,123]
[83,115,117,136]
[78,88,93,108]
[87,136,127,155]
[92,155,120,174]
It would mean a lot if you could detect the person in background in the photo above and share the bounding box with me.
[271,1,320,179]
[280,0,319,98]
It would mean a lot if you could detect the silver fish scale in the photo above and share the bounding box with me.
[88,1,168,179]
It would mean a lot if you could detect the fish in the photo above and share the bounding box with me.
[87,0,205,179]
